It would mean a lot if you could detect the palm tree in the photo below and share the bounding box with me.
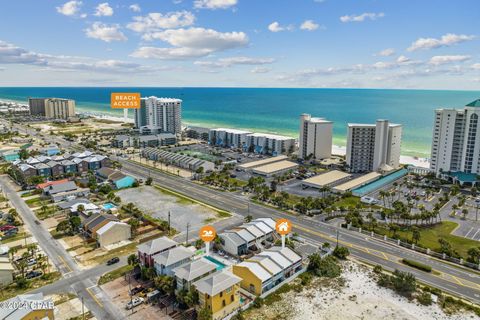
[8,247,18,261]
[411,226,421,244]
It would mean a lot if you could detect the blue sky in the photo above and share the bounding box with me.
[0,0,479,88]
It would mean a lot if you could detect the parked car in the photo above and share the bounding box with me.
[129,285,145,296]
[34,220,41,225]
[0,225,16,232]
[125,297,144,310]
[26,258,37,266]
[25,270,42,279]
[106,257,120,265]
[475,198,480,204]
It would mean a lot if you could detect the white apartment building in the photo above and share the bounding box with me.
[245,133,296,156]
[209,128,252,148]
[134,96,182,135]
[346,120,402,173]
[28,97,76,119]
[430,100,480,177]
[298,114,333,160]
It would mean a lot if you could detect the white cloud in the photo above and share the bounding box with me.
[94,3,114,17]
[300,20,320,31]
[408,33,476,51]
[396,55,410,64]
[251,67,271,73]
[131,28,248,60]
[85,22,127,42]
[56,1,83,17]
[377,48,395,57]
[268,21,293,33]
[340,12,384,23]
[194,0,237,10]
[429,55,471,65]
[0,40,157,74]
[472,63,480,70]
[194,56,275,68]
[127,11,195,33]
[129,4,141,12]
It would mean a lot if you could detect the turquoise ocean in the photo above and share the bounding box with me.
[0,87,479,158]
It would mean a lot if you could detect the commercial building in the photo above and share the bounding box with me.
[298,114,333,160]
[186,126,210,141]
[245,133,296,156]
[232,246,302,296]
[219,218,276,256]
[173,257,218,291]
[137,236,178,267]
[209,128,252,148]
[28,97,76,120]
[96,221,131,249]
[302,170,351,189]
[141,147,215,172]
[237,155,288,171]
[153,246,195,276]
[251,160,299,177]
[193,271,242,320]
[332,172,381,193]
[430,99,480,184]
[134,96,182,135]
[346,120,402,173]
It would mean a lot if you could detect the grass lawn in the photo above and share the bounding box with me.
[334,196,379,210]
[1,232,29,244]
[98,264,133,285]
[374,221,479,259]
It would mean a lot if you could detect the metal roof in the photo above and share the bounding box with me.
[193,271,241,296]
[153,246,194,267]
[137,236,178,255]
[173,258,217,282]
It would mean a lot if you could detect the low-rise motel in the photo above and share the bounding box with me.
[135,218,305,319]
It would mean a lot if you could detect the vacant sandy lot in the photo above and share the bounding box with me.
[246,262,479,320]
[117,186,217,232]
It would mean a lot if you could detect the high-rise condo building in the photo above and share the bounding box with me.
[430,99,480,178]
[134,96,182,135]
[245,133,296,156]
[28,98,76,119]
[346,120,402,173]
[298,114,333,160]
[209,128,253,148]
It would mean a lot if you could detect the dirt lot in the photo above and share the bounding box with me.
[102,277,172,320]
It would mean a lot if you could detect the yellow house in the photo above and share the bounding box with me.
[0,293,54,320]
[193,271,242,320]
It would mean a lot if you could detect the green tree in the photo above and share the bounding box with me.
[244,214,253,223]
[307,254,341,278]
[197,307,212,320]
[154,275,176,295]
[412,226,421,244]
[333,246,350,260]
[127,254,139,266]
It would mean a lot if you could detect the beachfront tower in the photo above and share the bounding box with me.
[134,96,182,135]
[346,120,402,173]
[430,99,480,184]
[298,114,333,160]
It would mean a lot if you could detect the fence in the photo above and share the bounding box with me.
[343,225,480,271]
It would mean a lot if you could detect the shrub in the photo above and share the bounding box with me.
[402,259,432,272]
[373,265,383,274]
[308,254,341,278]
[417,291,432,306]
[333,246,350,260]
[253,297,264,308]
[299,272,313,286]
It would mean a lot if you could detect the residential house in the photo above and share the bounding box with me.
[61,159,77,174]
[17,164,37,180]
[153,246,195,276]
[137,236,178,267]
[42,180,89,202]
[34,162,51,177]
[219,218,276,256]
[47,160,64,177]
[173,257,217,291]
[43,144,60,156]
[96,167,136,189]
[73,157,89,174]
[0,257,14,286]
[96,221,131,249]
[193,271,241,320]
[232,247,302,296]
[83,213,118,238]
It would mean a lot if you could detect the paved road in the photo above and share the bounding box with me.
[0,176,125,319]
[119,158,480,304]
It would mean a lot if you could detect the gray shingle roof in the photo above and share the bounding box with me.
[137,236,178,255]
[173,258,217,282]
[153,246,194,267]
[193,271,241,296]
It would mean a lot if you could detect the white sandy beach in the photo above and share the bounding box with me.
[246,262,478,320]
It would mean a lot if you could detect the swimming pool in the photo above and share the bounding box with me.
[102,202,117,210]
[352,168,408,196]
[204,256,226,271]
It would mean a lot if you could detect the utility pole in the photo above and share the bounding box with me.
[336,229,339,248]
[476,203,479,221]
[168,211,171,234]
[185,222,190,246]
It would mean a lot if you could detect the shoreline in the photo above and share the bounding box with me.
[1,98,432,165]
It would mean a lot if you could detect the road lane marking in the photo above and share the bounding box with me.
[86,287,104,308]
[451,276,464,286]
[58,255,73,273]
[471,229,480,240]
[465,228,474,238]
